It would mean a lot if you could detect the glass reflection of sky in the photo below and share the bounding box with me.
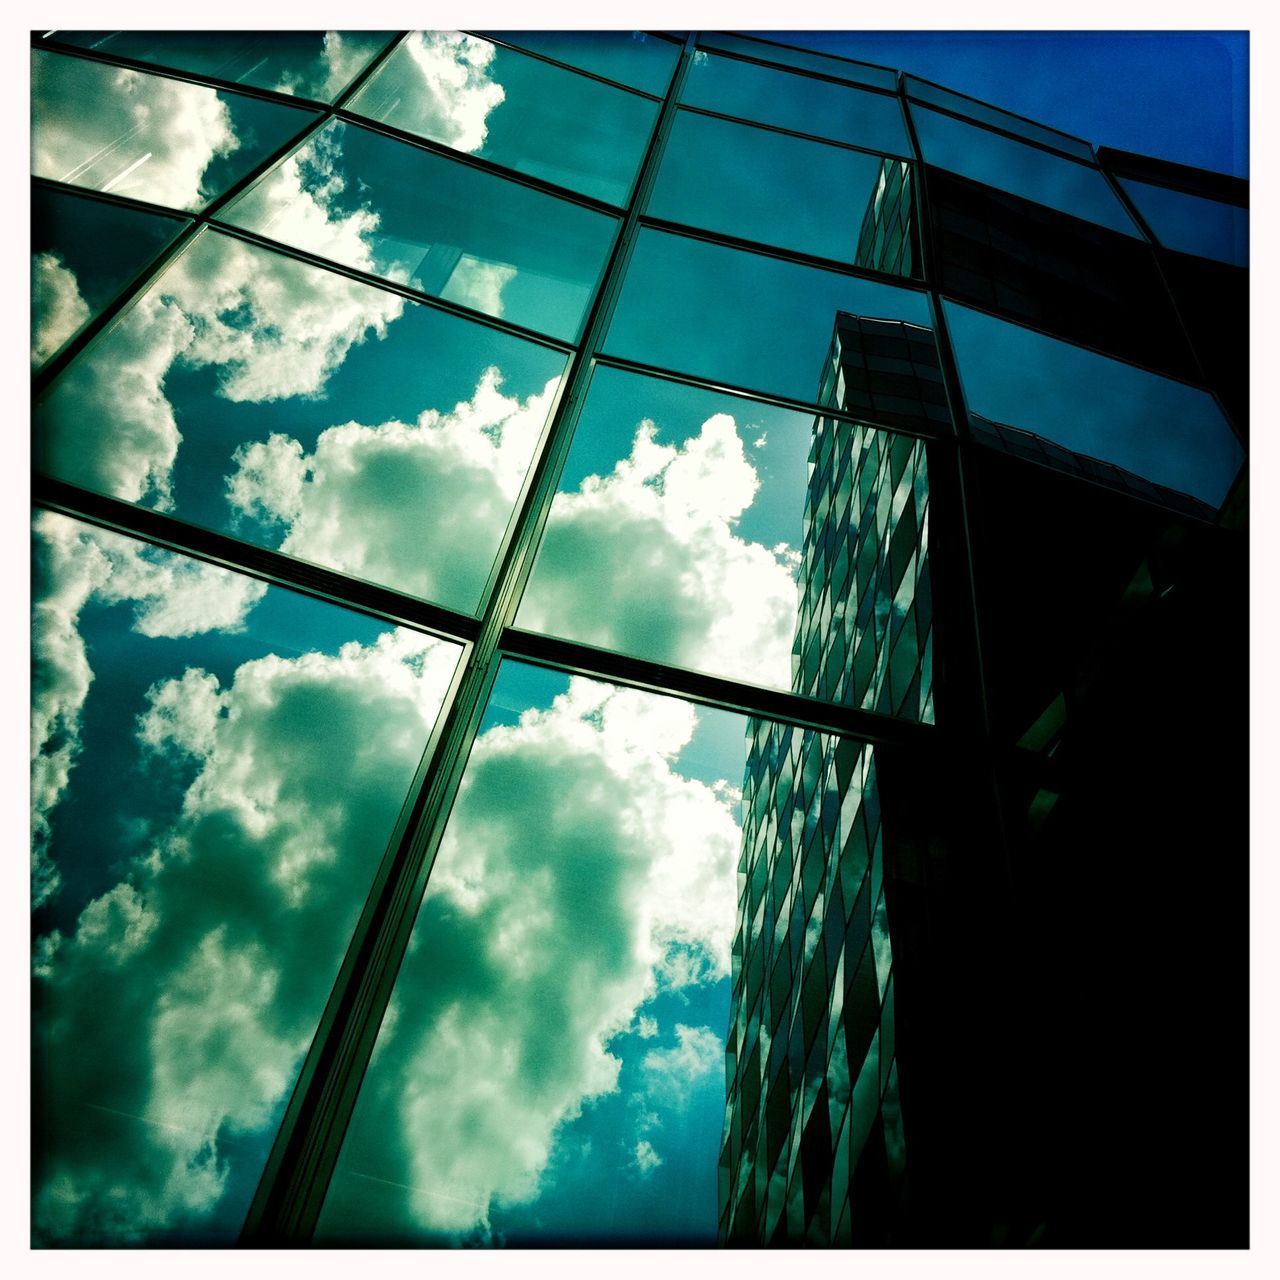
[32,516,460,1244]
[490,31,680,96]
[315,660,746,1246]
[37,231,568,615]
[1119,177,1248,267]
[348,34,658,206]
[946,301,1245,507]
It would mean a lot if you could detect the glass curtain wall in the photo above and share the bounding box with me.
[30,28,1245,1251]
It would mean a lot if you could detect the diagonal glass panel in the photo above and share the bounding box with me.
[517,363,935,723]
[31,185,187,370]
[648,110,918,272]
[313,660,897,1245]
[35,230,568,616]
[346,33,658,206]
[1118,177,1248,267]
[487,30,680,95]
[903,75,1095,161]
[945,300,1245,510]
[31,48,319,213]
[696,32,898,91]
[46,31,396,102]
[911,104,1141,238]
[603,229,933,405]
[681,51,910,157]
[221,119,618,341]
[31,512,463,1246]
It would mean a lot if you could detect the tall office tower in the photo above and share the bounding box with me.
[31,30,1247,1250]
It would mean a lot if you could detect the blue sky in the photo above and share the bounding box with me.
[781,30,1248,176]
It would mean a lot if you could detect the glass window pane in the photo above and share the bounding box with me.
[31,185,187,369]
[649,110,917,272]
[347,33,657,206]
[911,104,1140,238]
[904,75,1094,161]
[517,364,934,722]
[697,33,897,91]
[945,301,1245,509]
[31,512,462,1245]
[31,48,319,212]
[36,230,568,615]
[1118,177,1248,267]
[313,660,890,1245]
[603,229,933,404]
[486,30,680,96]
[681,52,910,157]
[46,31,395,102]
[222,120,617,341]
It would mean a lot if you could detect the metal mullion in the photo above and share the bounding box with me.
[32,478,482,645]
[239,34,701,1246]
[202,218,579,355]
[328,108,627,217]
[466,29,665,100]
[32,107,332,398]
[634,214,934,293]
[498,628,933,747]
[30,174,193,225]
[673,100,914,163]
[906,93,1100,169]
[588,352,951,445]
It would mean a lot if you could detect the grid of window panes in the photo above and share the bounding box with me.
[30,28,1246,1251]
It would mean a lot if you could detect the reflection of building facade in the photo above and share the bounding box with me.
[719,316,940,1243]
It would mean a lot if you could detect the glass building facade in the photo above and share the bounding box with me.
[30,30,1247,1249]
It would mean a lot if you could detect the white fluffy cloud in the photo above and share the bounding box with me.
[520,414,799,689]
[322,677,740,1240]
[34,622,460,1244]
[32,54,238,211]
[32,251,90,367]
[395,31,507,154]
[641,1024,724,1108]
[31,512,267,908]
[225,368,557,607]
[39,218,404,509]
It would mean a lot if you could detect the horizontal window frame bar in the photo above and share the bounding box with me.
[33,477,484,645]
[703,29,900,85]
[902,70,1094,157]
[671,99,915,163]
[588,352,954,444]
[1098,145,1248,206]
[690,35,902,99]
[633,214,932,292]
[500,628,937,747]
[467,28,669,100]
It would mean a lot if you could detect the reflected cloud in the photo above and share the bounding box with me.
[31,251,90,366]
[522,413,800,688]
[394,32,507,153]
[31,512,266,908]
[325,677,740,1238]
[34,612,459,1244]
[32,54,238,211]
[226,367,556,606]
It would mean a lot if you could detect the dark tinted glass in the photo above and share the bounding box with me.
[604,229,932,404]
[904,75,1094,161]
[222,120,617,341]
[1118,177,1248,267]
[48,31,395,101]
[488,30,680,94]
[31,48,318,212]
[912,104,1140,237]
[649,110,917,272]
[31,185,186,369]
[36,230,568,614]
[681,52,910,156]
[945,301,1244,508]
[31,512,461,1245]
[347,33,657,205]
